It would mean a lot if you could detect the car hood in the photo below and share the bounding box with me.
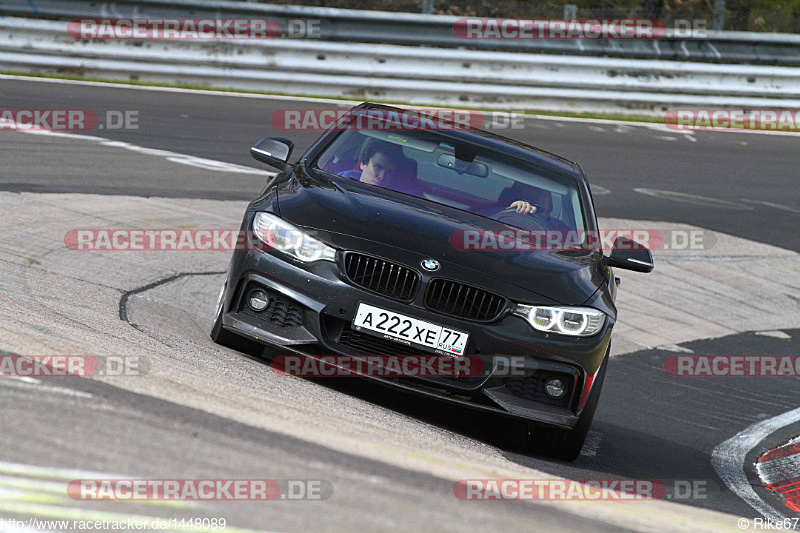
[276,170,605,305]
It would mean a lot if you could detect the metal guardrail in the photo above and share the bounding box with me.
[1,17,798,116]
[2,0,800,65]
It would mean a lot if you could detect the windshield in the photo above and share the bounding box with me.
[313,123,588,232]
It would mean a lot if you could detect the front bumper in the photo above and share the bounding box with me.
[221,246,612,430]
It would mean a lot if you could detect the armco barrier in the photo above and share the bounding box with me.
[1,16,798,115]
[3,0,800,65]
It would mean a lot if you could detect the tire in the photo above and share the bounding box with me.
[526,351,609,461]
[210,283,264,356]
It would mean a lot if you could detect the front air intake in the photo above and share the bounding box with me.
[425,279,506,321]
[343,253,419,301]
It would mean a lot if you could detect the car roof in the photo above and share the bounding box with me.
[353,102,584,182]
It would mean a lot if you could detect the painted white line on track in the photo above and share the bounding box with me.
[527,110,800,138]
[590,185,611,195]
[656,344,694,354]
[633,188,754,210]
[712,406,800,521]
[5,73,800,137]
[580,431,603,457]
[5,376,41,385]
[755,331,791,340]
[0,120,273,176]
[741,199,800,216]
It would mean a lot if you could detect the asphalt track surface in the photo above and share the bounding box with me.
[1,77,799,531]
[1,78,799,251]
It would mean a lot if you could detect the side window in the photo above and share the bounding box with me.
[317,132,364,175]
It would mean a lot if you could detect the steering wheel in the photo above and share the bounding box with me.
[493,206,548,232]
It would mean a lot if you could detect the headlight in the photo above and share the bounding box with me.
[513,304,605,337]
[252,212,336,263]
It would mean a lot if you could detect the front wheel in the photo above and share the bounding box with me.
[526,351,608,461]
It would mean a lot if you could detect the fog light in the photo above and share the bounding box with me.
[247,289,270,311]
[544,377,567,399]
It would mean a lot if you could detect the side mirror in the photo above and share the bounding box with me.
[250,137,294,172]
[604,236,654,273]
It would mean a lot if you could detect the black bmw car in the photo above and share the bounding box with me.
[211,103,653,461]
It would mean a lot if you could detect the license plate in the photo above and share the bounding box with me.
[352,303,469,356]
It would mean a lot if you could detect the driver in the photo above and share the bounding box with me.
[501,187,570,230]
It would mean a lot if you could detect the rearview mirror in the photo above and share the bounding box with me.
[436,154,488,178]
[250,137,294,172]
[604,236,654,273]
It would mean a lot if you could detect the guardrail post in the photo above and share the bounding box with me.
[564,5,578,19]
[713,0,726,30]
[422,0,434,15]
